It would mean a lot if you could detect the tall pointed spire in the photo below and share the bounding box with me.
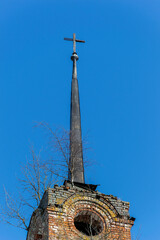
[64,33,85,183]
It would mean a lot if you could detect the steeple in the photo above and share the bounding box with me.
[27,35,135,240]
[64,33,85,183]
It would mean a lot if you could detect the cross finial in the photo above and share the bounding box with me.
[64,33,85,53]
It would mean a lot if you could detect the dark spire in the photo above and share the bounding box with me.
[64,33,85,183]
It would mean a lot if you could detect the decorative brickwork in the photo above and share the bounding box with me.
[27,182,134,240]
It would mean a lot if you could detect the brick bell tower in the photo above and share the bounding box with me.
[27,34,135,240]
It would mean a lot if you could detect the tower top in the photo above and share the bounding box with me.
[64,33,85,53]
[64,33,85,183]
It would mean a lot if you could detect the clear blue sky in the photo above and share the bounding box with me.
[0,0,160,239]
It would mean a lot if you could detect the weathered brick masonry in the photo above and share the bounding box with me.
[27,182,134,240]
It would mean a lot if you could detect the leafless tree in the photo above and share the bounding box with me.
[0,122,90,231]
[0,149,55,230]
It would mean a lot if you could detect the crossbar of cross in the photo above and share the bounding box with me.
[64,33,85,53]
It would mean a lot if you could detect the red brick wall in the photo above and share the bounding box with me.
[27,186,134,240]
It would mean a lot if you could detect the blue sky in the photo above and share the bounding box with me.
[0,0,160,239]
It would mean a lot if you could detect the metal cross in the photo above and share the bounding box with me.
[64,33,85,53]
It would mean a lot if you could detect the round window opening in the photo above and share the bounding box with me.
[74,210,103,236]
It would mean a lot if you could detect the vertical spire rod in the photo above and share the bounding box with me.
[64,34,85,183]
[73,33,76,52]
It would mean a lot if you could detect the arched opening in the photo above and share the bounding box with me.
[74,210,103,236]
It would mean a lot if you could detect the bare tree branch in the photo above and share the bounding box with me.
[0,124,91,231]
